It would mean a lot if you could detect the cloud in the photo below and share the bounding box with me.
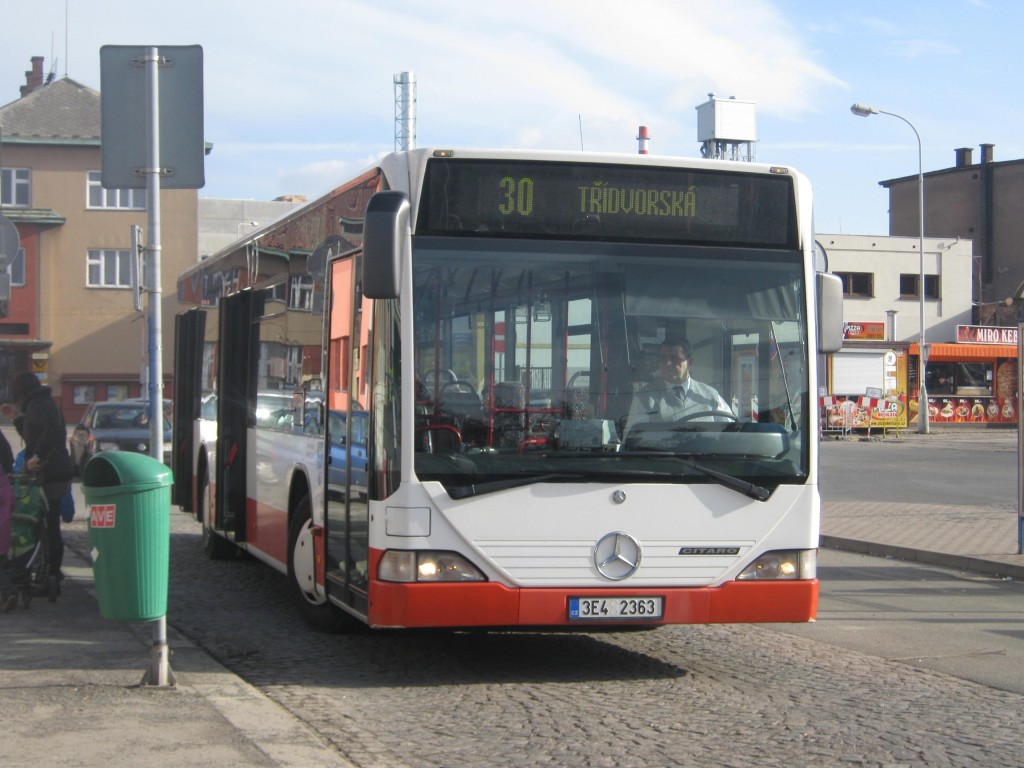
[2,0,847,198]
[857,16,959,60]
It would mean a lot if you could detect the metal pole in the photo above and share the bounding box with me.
[142,46,172,687]
[906,116,930,435]
[877,109,930,434]
[851,104,929,433]
[1018,313,1023,554]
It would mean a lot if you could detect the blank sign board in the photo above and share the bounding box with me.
[100,45,205,189]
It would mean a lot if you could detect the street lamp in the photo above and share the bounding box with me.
[237,220,258,237]
[851,103,929,434]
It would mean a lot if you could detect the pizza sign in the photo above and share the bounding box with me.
[843,321,885,340]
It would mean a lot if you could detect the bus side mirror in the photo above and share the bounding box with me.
[363,190,410,299]
[816,272,844,353]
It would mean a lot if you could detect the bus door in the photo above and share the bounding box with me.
[324,253,370,618]
[216,289,262,541]
[172,308,205,511]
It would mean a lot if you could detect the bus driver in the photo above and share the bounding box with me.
[624,337,733,437]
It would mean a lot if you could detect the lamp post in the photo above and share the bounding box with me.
[851,103,929,434]
[236,220,258,237]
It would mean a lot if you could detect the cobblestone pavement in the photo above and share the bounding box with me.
[54,509,1024,768]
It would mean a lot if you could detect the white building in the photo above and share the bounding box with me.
[814,233,1017,429]
[817,233,974,344]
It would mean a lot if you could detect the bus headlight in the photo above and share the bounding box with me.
[378,550,486,583]
[736,549,816,580]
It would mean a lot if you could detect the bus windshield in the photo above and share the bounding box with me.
[412,237,809,497]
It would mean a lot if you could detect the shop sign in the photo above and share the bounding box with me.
[843,321,885,340]
[955,325,1018,345]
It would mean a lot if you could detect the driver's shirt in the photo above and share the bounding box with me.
[624,377,732,437]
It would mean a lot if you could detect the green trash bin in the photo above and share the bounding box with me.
[84,452,173,622]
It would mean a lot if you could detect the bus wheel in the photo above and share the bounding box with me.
[199,466,236,560]
[287,495,352,632]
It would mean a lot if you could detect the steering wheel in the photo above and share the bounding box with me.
[673,410,738,424]
[440,381,478,396]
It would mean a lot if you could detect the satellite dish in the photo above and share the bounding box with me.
[0,215,20,268]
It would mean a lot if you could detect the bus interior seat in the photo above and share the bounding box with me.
[438,381,486,443]
[490,381,526,448]
[564,387,593,419]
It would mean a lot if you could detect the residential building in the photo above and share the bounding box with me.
[0,56,199,421]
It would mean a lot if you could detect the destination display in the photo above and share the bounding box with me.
[418,157,796,247]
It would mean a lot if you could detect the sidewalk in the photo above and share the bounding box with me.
[822,499,1024,580]
[1,429,1021,767]
[0,519,354,768]
[820,425,1024,580]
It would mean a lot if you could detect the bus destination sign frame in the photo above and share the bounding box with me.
[419,157,796,248]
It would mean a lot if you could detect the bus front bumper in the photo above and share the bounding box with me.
[366,579,818,629]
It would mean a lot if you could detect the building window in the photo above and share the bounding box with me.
[286,345,303,387]
[106,384,130,401]
[87,171,147,209]
[1,168,31,206]
[266,280,287,303]
[72,385,96,405]
[6,247,25,287]
[289,274,314,311]
[835,271,874,298]
[925,362,992,397]
[900,273,940,300]
[87,248,132,288]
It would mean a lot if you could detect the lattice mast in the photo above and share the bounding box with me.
[394,71,417,151]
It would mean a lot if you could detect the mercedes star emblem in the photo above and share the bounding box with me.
[593,531,642,580]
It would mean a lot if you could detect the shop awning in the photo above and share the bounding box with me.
[910,343,1017,360]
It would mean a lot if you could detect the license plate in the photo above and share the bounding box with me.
[568,596,663,621]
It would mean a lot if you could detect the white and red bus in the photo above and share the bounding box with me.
[173,148,843,631]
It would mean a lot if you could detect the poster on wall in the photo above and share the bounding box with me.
[907,358,1018,424]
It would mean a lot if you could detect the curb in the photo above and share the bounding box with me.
[820,535,1024,580]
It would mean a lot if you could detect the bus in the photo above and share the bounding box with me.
[173,148,844,631]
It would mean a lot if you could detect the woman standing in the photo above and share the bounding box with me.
[9,372,73,583]
[0,429,17,611]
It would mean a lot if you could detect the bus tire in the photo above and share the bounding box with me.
[287,494,354,632]
[199,465,236,561]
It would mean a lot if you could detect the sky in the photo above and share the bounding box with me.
[1,0,1020,236]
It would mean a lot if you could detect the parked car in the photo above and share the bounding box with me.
[327,409,369,500]
[68,399,172,475]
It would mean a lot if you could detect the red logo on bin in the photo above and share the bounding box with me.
[90,504,117,528]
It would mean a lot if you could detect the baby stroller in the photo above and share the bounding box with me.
[6,472,58,608]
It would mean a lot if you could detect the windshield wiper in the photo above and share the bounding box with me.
[600,451,771,502]
[444,473,586,500]
[674,456,771,501]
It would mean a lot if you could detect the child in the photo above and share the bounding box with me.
[0,428,17,611]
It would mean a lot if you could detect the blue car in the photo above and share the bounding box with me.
[327,410,368,500]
